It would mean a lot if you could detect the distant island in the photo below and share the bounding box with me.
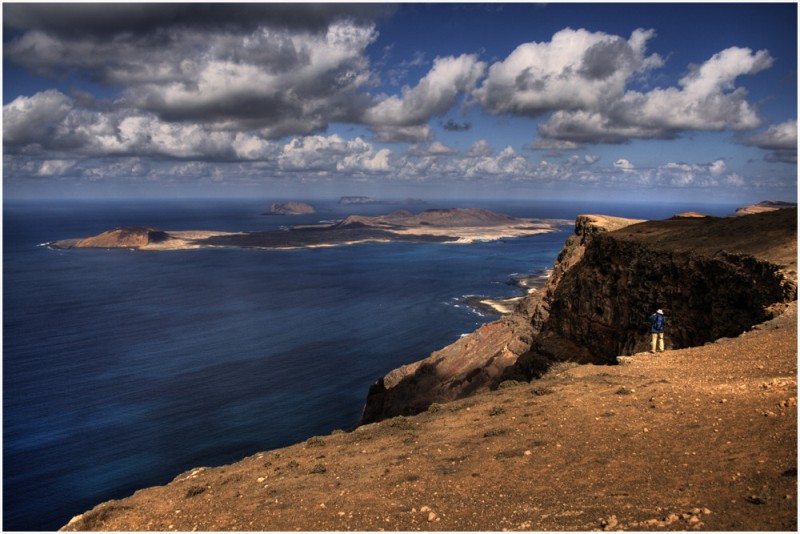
[266,202,316,215]
[733,200,797,216]
[338,196,427,206]
[49,207,568,251]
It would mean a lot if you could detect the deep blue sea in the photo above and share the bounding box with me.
[3,198,740,530]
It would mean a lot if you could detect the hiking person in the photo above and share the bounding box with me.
[649,309,666,353]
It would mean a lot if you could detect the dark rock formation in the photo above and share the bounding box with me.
[51,227,170,249]
[534,210,797,364]
[268,202,316,215]
[360,209,797,424]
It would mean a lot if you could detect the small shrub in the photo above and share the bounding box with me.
[306,436,326,448]
[616,387,635,395]
[402,433,417,445]
[531,385,555,396]
[541,361,579,380]
[498,380,523,390]
[287,460,299,469]
[387,416,415,430]
[484,428,508,438]
[184,485,206,498]
[428,403,443,413]
[310,464,327,474]
[488,406,506,416]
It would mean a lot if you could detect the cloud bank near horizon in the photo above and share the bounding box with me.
[2,3,796,197]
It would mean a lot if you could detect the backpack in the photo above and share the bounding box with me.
[652,313,665,331]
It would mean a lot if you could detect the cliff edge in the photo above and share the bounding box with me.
[361,209,797,424]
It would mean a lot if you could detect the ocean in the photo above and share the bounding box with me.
[3,198,740,530]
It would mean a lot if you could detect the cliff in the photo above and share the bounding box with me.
[361,209,797,423]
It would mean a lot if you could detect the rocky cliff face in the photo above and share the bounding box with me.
[361,208,797,423]
[359,214,643,424]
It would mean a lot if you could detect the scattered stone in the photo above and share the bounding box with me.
[524,450,532,456]
[600,515,618,531]
[420,506,431,513]
[746,495,766,505]
[427,512,437,522]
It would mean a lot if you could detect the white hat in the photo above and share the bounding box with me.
[656,309,663,314]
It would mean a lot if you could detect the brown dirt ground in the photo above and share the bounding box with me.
[62,303,797,532]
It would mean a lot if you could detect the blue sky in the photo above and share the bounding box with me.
[2,2,797,202]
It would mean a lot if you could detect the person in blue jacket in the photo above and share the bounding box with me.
[649,309,666,353]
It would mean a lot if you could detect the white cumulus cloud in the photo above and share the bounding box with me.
[475,28,662,117]
[746,120,798,163]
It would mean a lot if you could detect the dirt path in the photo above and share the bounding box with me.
[62,303,797,531]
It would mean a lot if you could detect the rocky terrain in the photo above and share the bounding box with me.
[267,202,316,215]
[58,205,797,531]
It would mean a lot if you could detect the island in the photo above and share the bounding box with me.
[338,196,427,206]
[49,208,569,251]
[266,202,316,215]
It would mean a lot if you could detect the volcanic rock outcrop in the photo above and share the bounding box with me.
[360,208,797,424]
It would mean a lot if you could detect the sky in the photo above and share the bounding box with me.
[2,1,798,203]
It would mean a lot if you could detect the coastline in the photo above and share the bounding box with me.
[460,269,552,316]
